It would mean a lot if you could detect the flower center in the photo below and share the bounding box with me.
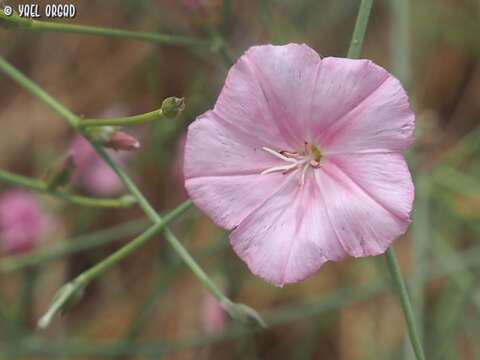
[261,142,322,186]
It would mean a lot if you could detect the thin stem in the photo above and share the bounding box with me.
[347,1,425,359]
[38,200,193,329]
[15,241,480,357]
[0,9,208,48]
[347,0,374,58]
[0,56,78,127]
[390,0,411,87]
[385,248,426,360]
[78,109,165,128]
[0,211,189,272]
[0,55,262,327]
[91,144,242,314]
[0,168,135,208]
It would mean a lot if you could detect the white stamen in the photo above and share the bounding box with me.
[260,144,322,186]
[262,147,298,163]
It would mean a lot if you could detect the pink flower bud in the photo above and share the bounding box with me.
[105,131,140,152]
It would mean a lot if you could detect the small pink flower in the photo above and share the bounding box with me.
[201,292,226,334]
[184,44,415,286]
[0,190,48,254]
[70,135,130,196]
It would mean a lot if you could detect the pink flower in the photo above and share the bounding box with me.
[0,190,48,254]
[70,135,129,196]
[201,292,226,334]
[184,44,415,286]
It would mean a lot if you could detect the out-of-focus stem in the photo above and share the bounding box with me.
[37,200,193,329]
[0,169,136,208]
[0,55,264,328]
[0,8,208,47]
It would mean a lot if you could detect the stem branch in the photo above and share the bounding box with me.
[0,9,207,48]
[79,109,165,128]
[0,169,135,208]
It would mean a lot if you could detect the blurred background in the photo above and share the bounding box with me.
[0,0,479,359]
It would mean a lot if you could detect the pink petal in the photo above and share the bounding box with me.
[230,172,347,286]
[186,172,289,230]
[311,59,414,153]
[185,111,282,179]
[307,58,389,139]
[215,44,321,149]
[328,152,414,221]
[315,160,411,258]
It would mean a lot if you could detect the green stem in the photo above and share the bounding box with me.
[7,238,480,357]
[91,144,260,325]
[0,55,262,327]
[0,56,78,127]
[0,207,192,272]
[78,109,165,128]
[38,200,193,329]
[347,0,374,58]
[0,9,207,48]
[347,1,425,359]
[14,239,480,357]
[0,168,135,208]
[385,248,426,360]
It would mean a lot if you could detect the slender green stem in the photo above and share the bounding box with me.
[0,209,188,272]
[14,241,480,357]
[0,9,208,48]
[0,55,262,327]
[90,144,262,326]
[390,0,411,87]
[347,1,425,359]
[78,109,165,128]
[385,248,426,360]
[0,56,78,127]
[38,200,193,329]
[347,0,374,58]
[0,168,135,208]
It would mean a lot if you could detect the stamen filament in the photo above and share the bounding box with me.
[262,147,298,163]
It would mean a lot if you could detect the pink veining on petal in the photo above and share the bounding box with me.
[184,43,415,286]
[0,190,49,254]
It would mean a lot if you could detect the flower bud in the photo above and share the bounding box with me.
[161,97,185,119]
[44,152,76,190]
[105,131,140,151]
[85,127,140,152]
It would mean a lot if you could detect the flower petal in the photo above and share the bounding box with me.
[328,152,414,221]
[186,172,289,230]
[184,110,287,179]
[315,160,411,258]
[215,44,321,149]
[230,172,348,286]
[311,59,414,153]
